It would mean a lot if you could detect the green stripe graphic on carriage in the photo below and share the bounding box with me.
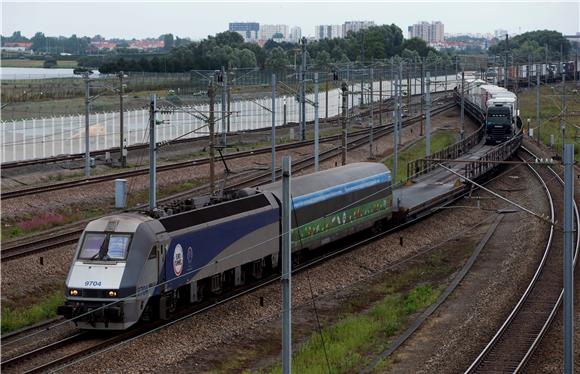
[292,197,391,245]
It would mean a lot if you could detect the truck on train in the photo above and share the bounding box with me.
[459,77,520,145]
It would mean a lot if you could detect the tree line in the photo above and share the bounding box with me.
[96,25,459,74]
[488,30,574,63]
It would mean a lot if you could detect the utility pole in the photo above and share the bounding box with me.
[561,71,566,157]
[563,143,575,374]
[461,69,465,140]
[527,54,532,89]
[227,71,232,133]
[504,34,509,89]
[83,73,91,177]
[574,52,579,84]
[426,71,431,157]
[221,66,227,146]
[420,60,424,136]
[536,64,541,145]
[325,70,329,120]
[393,73,399,186]
[118,71,126,167]
[208,78,216,194]
[360,30,365,106]
[560,43,563,78]
[300,37,307,141]
[379,70,383,126]
[390,58,394,100]
[149,93,157,210]
[314,72,320,171]
[545,43,549,85]
[271,73,277,182]
[369,68,374,159]
[407,65,411,110]
[398,63,403,146]
[281,155,292,374]
[341,81,348,165]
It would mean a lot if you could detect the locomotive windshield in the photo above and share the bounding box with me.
[79,233,132,261]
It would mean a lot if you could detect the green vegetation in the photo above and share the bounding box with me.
[1,291,63,334]
[384,130,457,183]
[98,27,452,74]
[518,83,580,162]
[489,30,574,62]
[1,59,78,68]
[256,284,440,374]
[1,205,105,241]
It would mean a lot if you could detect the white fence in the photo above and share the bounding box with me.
[1,75,457,163]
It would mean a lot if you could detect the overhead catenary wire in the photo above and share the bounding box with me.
[51,159,535,372]
[5,139,532,348]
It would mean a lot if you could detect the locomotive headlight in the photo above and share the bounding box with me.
[69,289,79,296]
[107,290,118,297]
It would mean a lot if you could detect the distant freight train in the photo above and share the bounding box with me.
[458,76,521,145]
[58,163,393,330]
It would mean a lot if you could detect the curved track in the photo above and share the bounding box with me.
[0,165,498,373]
[1,102,456,262]
[465,146,580,373]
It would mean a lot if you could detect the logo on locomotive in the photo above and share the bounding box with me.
[173,244,184,276]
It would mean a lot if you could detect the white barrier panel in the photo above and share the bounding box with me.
[1,75,458,162]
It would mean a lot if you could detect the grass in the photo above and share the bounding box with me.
[518,82,580,162]
[384,130,457,183]
[1,205,106,241]
[1,59,78,68]
[1,290,64,334]
[260,285,440,374]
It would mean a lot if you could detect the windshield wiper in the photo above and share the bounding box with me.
[91,235,110,260]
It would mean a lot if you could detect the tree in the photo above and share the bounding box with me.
[265,47,289,70]
[237,48,257,68]
[31,32,46,52]
[315,51,332,68]
[214,31,244,47]
[400,38,434,57]
[162,34,174,51]
[489,30,571,60]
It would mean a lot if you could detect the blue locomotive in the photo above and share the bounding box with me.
[58,162,393,330]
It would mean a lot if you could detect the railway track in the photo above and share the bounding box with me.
[465,145,579,373]
[0,92,452,200]
[1,101,456,262]
[1,90,452,171]
[0,157,496,373]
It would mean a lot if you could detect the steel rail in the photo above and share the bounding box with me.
[464,145,579,373]
[0,103,455,262]
[0,95,419,200]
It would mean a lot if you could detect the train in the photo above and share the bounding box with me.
[457,76,521,145]
[484,61,579,86]
[57,162,393,330]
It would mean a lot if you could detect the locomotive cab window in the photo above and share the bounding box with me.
[79,233,132,261]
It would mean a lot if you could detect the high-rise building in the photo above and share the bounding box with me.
[343,21,375,36]
[260,24,289,41]
[229,22,260,42]
[431,21,444,43]
[289,26,302,43]
[408,21,444,43]
[314,24,343,40]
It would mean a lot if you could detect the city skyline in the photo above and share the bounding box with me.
[2,1,578,40]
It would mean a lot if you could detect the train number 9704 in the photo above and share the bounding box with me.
[84,280,102,287]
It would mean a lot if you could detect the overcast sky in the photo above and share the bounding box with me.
[2,1,579,40]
